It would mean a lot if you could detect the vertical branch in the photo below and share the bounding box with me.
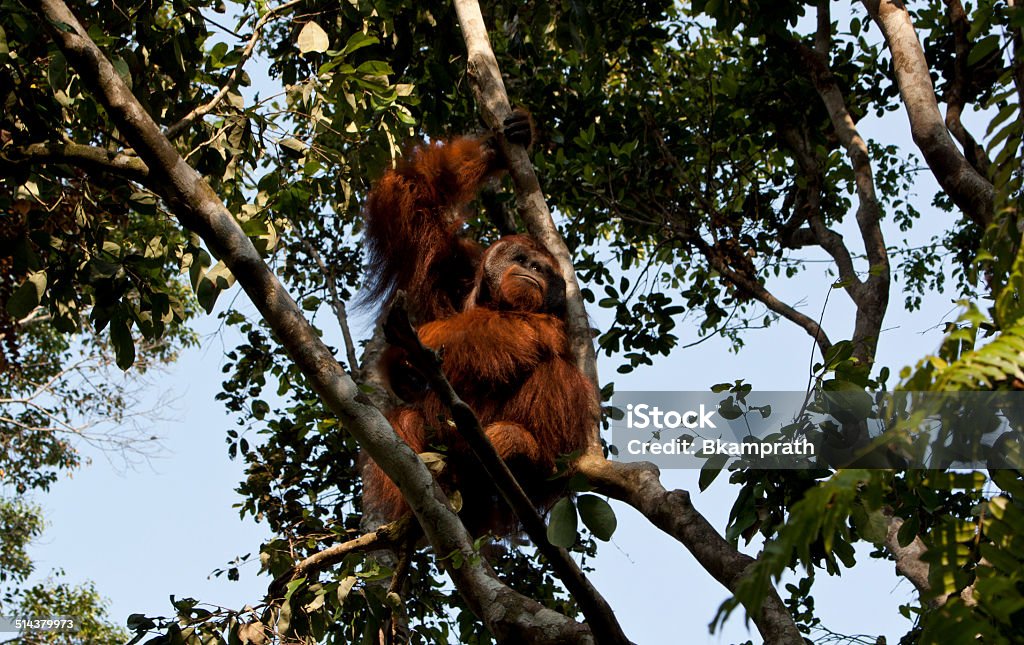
[302,240,360,372]
[578,456,806,643]
[814,0,831,56]
[795,9,891,364]
[452,0,599,397]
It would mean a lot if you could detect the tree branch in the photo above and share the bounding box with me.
[302,239,360,372]
[383,294,629,645]
[943,0,993,179]
[692,235,834,358]
[778,124,864,294]
[27,1,591,641]
[452,0,599,397]
[268,519,411,599]
[163,0,302,139]
[814,0,831,56]
[794,27,891,365]
[884,511,943,609]
[577,456,805,643]
[861,0,995,226]
[0,141,149,182]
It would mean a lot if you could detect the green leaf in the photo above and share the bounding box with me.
[7,271,47,319]
[284,577,306,600]
[823,340,854,369]
[577,494,617,540]
[48,50,67,90]
[698,453,729,491]
[897,515,920,548]
[241,217,279,255]
[111,56,132,90]
[196,261,235,313]
[110,315,135,370]
[341,32,378,56]
[356,60,393,76]
[967,35,1000,66]
[126,614,156,631]
[297,21,329,54]
[336,576,357,604]
[279,137,308,157]
[546,497,578,548]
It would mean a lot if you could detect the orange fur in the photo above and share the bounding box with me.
[361,117,597,534]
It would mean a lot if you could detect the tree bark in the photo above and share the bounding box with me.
[862,0,995,226]
[579,456,805,644]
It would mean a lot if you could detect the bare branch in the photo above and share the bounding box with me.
[793,32,891,364]
[1,351,177,464]
[302,240,360,372]
[163,0,302,139]
[577,456,805,643]
[943,0,993,179]
[26,1,591,641]
[692,235,834,358]
[0,141,149,182]
[814,0,831,56]
[778,124,864,294]
[861,0,995,226]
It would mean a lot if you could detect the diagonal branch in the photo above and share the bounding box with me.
[943,0,993,179]
[268,519,412,599]
[0,141,149,182]
[778,124,863,294]
[884,510,943,609]
[302,239,360,372]
[383,294,629,645]
[577,456,805,643]
[26,0,591,641]
[163,0,302,140]
[692,235,834,358]
[861,0,995,226]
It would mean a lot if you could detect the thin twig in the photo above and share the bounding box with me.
[267,519,412,599]
[302,240,360,371]
[164,0,303,139]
